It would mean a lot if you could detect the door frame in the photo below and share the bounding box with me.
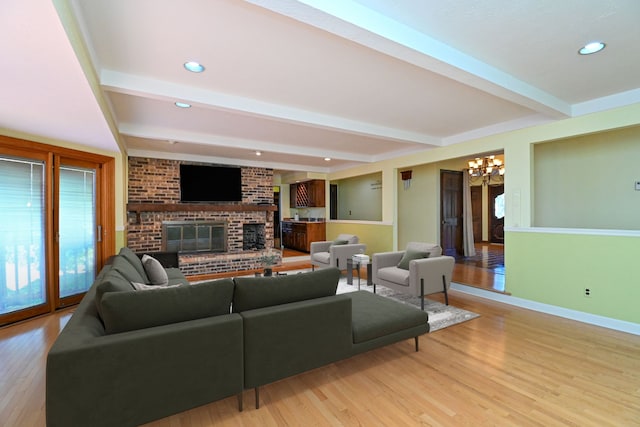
[0,135,115,325]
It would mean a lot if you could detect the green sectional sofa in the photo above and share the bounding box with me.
[46,248,429,426]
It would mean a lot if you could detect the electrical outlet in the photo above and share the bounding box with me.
[584,288,592,297]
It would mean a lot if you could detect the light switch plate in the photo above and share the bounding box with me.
[636,181,640,191]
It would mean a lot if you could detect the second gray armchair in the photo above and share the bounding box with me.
[310,234,366,271]
[372,242,455,310]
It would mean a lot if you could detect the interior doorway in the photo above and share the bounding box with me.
[442,165,505,293]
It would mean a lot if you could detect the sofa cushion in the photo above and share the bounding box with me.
[311,251,331,264]
[397,249,429,270]
[99,279,235,334]
[332,239,349,245]
[232,268,340,312]
[166,267,190,286]
[110,254,148,284]
[377,266,410,286]
[142,254,169,286]
[118,247,148,281]
[349,291,429,343]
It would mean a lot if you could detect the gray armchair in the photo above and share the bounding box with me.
[310,234,366,271]
[372,242,455,310]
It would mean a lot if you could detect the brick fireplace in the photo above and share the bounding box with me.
[126,157,278,277]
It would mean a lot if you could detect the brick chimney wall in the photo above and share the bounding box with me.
[126,157,275,276]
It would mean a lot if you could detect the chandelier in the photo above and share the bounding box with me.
[468,155,505,185]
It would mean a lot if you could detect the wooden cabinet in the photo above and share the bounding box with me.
[281,220,326,252]
[290,180,325,207]
[307,179,325,207]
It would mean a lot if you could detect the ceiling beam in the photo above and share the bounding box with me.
[101,69,442,147]
[247,0,572,119]
[118,123,375,163]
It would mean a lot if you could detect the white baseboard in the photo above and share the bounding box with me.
[450,282,640,336]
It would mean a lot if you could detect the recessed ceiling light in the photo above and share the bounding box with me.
[255,151,262,156]
[324,157,331,161]
[579,41,606,55]
[174,102,191,108]
[183,61,205,73]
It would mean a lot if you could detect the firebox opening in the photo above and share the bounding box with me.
[243,223,265,251]
[163,221,227,253]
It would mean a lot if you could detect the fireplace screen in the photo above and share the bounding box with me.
[162,221,227,253]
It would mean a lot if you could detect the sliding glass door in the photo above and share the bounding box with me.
[56,160,98,304]
[0,135,114,326]
[0,155,48,318]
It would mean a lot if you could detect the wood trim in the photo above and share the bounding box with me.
[127,203,277,213]
[101,158,116,265]
[0,134,113,163]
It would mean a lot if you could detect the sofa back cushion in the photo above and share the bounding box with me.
[118,247,148,281]
[98,279,235,334]
[335,234,359,244]
[94,268,135,319]
[110,254,148,284]
[406,242,442,257]
[232,268,340,312]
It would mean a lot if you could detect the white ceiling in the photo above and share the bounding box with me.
[2,0,639,173]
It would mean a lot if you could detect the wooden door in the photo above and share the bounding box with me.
[489,184,505,244]
[440,170,463,256]
[471,185,483,242]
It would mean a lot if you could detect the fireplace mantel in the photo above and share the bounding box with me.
[127,203,277,224]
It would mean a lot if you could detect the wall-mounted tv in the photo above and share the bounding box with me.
[180,164,242,202]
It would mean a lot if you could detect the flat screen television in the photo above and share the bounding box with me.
[179,164,242,202]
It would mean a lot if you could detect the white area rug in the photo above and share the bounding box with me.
[336,279,479,332]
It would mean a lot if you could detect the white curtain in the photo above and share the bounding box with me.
[462,172,476,257]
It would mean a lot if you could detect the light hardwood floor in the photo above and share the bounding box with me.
[1,290,639,426]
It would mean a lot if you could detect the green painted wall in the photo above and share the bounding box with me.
[397,163,439,248]
[326,221,393,257]
[534,126,640,229]
[507,230,640,323]
[333,172,382,221]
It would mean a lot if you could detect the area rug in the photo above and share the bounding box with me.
[336,280,479,332]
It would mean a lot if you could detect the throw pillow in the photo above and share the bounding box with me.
[397,249,429,270]
[141,254,169,286]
